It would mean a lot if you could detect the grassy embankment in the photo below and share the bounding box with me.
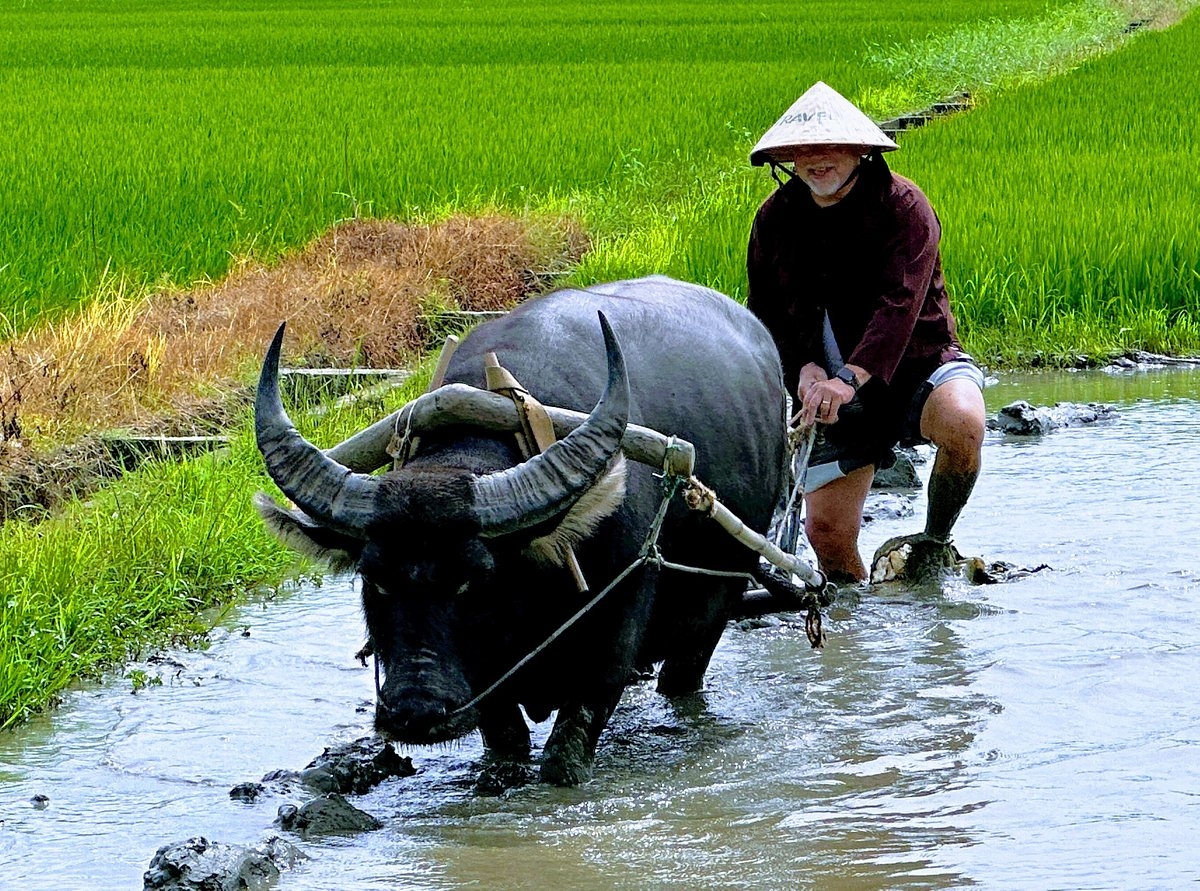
[0,368,433,730]
[2,0,1195,727]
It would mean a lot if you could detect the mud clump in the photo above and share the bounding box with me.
[275,794,382,836]
[143,835,303,891]
[230,736,414,805]
[228,782,265,804]
[988,400,1117,436]
[474,759,537,796]
[297,735,416,795]
[871,448,922,489]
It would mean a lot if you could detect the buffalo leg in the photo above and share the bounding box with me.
[655,620,725,697]
[475,703,536,795]
[655,577,742,697]
[540,689,623,786]
[478,702,531,759]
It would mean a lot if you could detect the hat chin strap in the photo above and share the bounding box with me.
[830,157,865,195]
[769,154,866,195]
[769,159,794,187]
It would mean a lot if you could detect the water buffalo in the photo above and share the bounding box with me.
[254,275,787,785]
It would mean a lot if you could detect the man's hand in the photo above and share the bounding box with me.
[796,363,828,399]
[797,363,862,426]
[795,364,828,425]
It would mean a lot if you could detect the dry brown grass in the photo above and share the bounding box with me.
[0,212,587,514]
[1,213,586,445]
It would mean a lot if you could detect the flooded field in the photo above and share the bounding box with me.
[2,365,1198,890]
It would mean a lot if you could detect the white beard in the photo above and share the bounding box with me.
[801,162,860,199]
[804,176,845,198]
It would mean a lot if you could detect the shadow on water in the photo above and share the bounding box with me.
[2,366,1200,889]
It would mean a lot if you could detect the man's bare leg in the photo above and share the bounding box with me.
[804,463,875,582]
[919,377,986,542]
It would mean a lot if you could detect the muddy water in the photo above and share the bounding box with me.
[2,366,1199,890]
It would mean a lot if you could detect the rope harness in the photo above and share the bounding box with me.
[372,352,833,717]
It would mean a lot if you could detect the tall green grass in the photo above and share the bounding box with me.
[891,8,1200,363]
[0,0,1075,331]
[0,358,434,728]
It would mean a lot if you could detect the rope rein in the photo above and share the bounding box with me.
[429,468,828,718]
[443,474,682,717]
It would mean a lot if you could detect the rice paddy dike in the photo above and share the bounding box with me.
[1,0,1197,728]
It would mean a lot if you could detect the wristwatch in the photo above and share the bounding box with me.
[834,366,860,392]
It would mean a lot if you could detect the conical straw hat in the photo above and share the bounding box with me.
[750,81,898,166]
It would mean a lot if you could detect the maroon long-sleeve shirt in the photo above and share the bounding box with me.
[747,156,963,397]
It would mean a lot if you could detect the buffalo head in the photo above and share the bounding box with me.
[253,314,629,744]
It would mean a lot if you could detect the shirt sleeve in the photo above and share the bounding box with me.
[846,188,941,384]
[747,204,823,392]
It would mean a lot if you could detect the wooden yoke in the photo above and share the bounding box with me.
[387,335,459,467]
[484,352,590,593]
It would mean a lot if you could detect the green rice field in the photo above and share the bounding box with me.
[0,0,1126,334]
[892,8,1200,362]
[2,0,1198,725]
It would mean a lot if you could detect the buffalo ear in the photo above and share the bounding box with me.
[253,492,364,571]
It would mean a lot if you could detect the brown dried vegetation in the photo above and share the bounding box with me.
[0,213,588,517]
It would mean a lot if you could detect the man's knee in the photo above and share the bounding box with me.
[921,380,985,458]
[936,407,985,457]
[805,512,855,553]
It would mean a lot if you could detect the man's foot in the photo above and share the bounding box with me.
[870,533,961,584]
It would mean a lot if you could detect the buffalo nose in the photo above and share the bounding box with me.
[375,693,464,744]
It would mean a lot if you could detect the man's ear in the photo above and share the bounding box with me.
[253,492,364,571]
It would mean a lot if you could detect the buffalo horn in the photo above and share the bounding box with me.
[471,311,630,537]
[255,323,380,533]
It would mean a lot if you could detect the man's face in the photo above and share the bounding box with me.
[789,144,865,200]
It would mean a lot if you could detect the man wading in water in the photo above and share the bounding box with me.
[746,81,986,583]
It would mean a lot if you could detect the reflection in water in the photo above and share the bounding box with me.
[1,367,1199,890]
